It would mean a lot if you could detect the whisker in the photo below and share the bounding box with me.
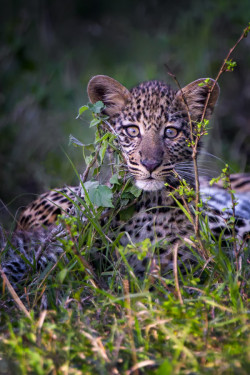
[199,150,224,160]
[176,160,220,167]
[176,168,217,176]
[175,169,218,182]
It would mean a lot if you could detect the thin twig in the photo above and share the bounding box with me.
[0,265,32,319]
[126,360,155,375]
[81,143,102,183]
[200,25,250,125]
[173,243,183,305]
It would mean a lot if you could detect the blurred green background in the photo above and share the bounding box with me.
[0,0,250,225]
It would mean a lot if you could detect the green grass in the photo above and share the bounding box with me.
[0,291,249,374]
[0,187,249,374]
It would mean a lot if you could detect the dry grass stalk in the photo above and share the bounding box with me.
[0,265,32,319]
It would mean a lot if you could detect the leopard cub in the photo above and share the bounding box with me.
[2,75,250,281]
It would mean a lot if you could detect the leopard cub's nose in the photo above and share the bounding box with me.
[141,158,161,172]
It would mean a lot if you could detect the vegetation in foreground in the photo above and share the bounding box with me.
[0,26,250,375]
[1,0,250,225]
[0,222,249,374]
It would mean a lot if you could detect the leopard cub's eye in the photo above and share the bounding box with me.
[125,125,140,137]
[164,127,178,139]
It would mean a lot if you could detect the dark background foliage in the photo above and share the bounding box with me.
[0,0,250,225]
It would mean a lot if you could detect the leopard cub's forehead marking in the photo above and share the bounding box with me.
[116,80,176,131]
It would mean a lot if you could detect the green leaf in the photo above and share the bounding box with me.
[83,181,99,190]
[76,105,89,119]
[81,181,97,208]
[57,268,68,283]
[110,173,120,185]
[90,117,101,127]
[96,131,113,143]
[86,183,114,208]
[121,192,133,200]
[128,185,142,198]
[88,101,105,114]
[85,144,95,153]
[121,198,129,206]
[99,140,108,163]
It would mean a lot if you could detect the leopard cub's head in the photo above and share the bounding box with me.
[88,75,219,191]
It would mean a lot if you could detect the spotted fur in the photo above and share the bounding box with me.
[17,187,79,230]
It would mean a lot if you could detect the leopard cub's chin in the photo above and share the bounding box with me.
[135,179,166,192]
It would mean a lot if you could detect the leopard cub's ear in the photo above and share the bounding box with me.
[175,78,220,120]
[87,75,131,117]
